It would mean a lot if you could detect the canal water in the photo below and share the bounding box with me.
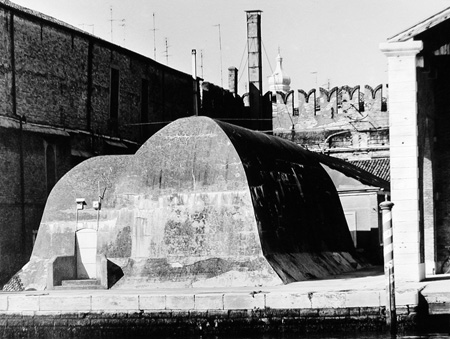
[46,332,450,339]
[166,335,450,339]
[118,334,450,339]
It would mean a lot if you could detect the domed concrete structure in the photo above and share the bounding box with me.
[5,117,361,291]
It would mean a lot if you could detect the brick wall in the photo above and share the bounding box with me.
[417,62,437,274]
[0,289,424,337]
[0,2,196,285]
[429,56,450,271]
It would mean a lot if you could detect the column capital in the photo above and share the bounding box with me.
[380,201,394,211]
[380,40,423,57]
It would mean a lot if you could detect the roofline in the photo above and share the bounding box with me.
[388,6,450,42]
[2,0,191,78]
[309,151,390,190]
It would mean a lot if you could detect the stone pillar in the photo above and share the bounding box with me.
[423,134,436,275]
[380,40,424,282]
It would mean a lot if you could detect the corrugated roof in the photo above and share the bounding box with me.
[349,158,390,182]
[388,6,450,42]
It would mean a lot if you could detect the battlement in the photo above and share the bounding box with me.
[273,84,388,132]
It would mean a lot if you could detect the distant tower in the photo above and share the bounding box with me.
[246,10,263,95]
[268,52,291,94]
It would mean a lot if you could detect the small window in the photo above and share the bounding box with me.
[109,68,120,133]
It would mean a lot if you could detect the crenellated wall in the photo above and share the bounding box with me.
[272,85,389,160]
[273,84,388,133]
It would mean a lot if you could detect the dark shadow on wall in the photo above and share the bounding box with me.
[107,259,124,289]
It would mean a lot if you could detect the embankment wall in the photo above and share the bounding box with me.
[0,288,424,337]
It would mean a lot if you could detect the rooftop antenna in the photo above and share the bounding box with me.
[213,24,223,87]
[151,13,158,60]
[110,6,113,42]
[109,6,125,43]
[164,37,170,65]
[119,19,126,44]
[200,49,204,79]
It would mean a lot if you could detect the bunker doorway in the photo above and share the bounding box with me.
[75,228,97,279]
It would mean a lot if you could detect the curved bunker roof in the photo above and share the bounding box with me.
[6,117,361,291]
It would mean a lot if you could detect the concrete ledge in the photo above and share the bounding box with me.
[7,295,40,312]
[265,293,310,309]
[0,286,424,314]
[91,295,139,311]
[420,279,450,315]
[223,293,265,310]
[39,295,91,312]
[195,294,224,310]
[166,294,194,310]
[139,295,165,310]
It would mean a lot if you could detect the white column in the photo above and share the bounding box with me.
[380,40,424,282]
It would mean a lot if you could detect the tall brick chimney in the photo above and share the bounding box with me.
[246,10,263,94]
[228,66,238,95]
[246,10,263,126]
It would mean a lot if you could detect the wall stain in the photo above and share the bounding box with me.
[100,226,132,257]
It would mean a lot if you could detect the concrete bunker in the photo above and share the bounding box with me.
[5,116,363,290]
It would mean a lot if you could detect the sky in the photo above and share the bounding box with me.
[9,0,450,94]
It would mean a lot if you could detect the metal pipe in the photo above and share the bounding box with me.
[191,49,197,80]
[192,49,198,116]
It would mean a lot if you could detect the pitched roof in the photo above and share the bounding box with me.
[307,152,390,191]
[388,6,450,42]
[349,158,390,182]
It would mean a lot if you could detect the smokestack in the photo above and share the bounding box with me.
[246,10,263,94]
[228,67,238,95]
[192,49,199,116]
[192,49,197,79]
[246,10,263,127]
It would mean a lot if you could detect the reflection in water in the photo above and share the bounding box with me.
[118,334,450,339]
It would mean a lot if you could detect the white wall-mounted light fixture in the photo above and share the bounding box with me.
[93,201,101,210]
[76,198,86,210]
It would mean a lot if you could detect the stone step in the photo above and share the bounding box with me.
[62,279,100,286]
[55,279,105,290]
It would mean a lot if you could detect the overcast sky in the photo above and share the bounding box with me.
[9,0,450,93]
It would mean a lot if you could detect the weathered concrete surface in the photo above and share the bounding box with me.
[420,275,450,315]
[5,116,362,291]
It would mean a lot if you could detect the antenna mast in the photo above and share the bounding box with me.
[151,13,157,60]
[200,49,204,79]
[109,6,125,44]
[110,6,113,42]
[164,38,170,65]
[214,24,223,87]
